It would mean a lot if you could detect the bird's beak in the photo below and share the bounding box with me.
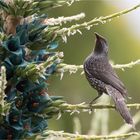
[94,32,105,40]
[94,32,108,54]
[94,32,101,39]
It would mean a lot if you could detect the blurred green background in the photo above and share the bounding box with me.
[47,0,140,134]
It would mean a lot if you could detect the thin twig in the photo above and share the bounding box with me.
[56,3,140,36]
[112,59,140,70]
[44,13,85,26]
[53,102,140,112]
[42,130,139,140]
[57,59,140,75]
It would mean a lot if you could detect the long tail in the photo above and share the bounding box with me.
[106,85,134,127]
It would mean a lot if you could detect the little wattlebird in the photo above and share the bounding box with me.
[84,32,135,127]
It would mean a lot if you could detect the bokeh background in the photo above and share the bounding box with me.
[47,0,140,134]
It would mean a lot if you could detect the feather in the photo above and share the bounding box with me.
[106,85,135,128]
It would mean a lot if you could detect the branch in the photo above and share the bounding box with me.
[15,58,140,81]
[56,63,83,78]
[50,102,140,114]
[56,3,140,40]
[44,13,85,26]
[112,59,140,70]
[41,130,139,140]
[56,59,140,75]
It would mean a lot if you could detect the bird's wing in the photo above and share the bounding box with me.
[99,71,128,98]
[85,62,128,98]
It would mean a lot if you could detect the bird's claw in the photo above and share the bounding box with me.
[89,103,93,112]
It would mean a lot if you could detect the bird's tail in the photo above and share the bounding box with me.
[106,85,135,128]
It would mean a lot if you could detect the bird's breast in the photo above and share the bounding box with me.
[85,72,106,93]
[85,55,107,70]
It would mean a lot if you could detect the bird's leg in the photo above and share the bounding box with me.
[89,94,102,105]
[89,92,102,111]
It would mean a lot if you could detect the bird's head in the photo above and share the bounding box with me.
[93,32,108,56]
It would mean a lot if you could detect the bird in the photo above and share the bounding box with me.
[83,32,134,127]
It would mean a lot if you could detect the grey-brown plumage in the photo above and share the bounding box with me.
[84,33,134,126]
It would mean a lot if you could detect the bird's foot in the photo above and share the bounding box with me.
[88,94,102,112]
[88,102,94,112]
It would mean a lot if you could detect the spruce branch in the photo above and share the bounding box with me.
[56,3,140,39]
[39,130,139,140]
